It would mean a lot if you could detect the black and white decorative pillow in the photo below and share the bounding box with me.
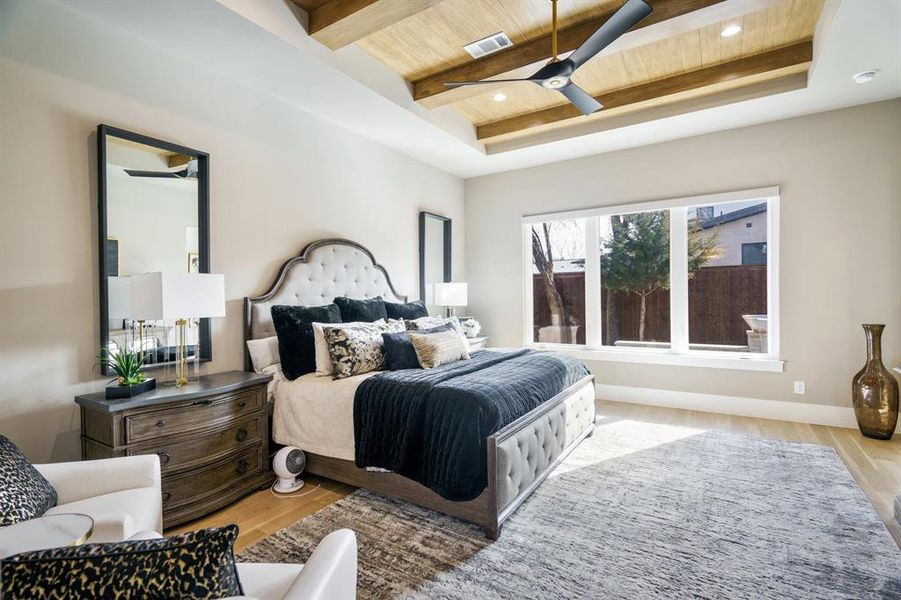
[405,315,466,338]
[324,320,405,379]
[0,435,57,526]
[1,525,243,599]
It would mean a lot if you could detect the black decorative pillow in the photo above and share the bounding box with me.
[324,320,405,379]
[272,303,341,380]
[1,525,242,599]
[382,323,453,370]
[334,296,388,323]
[384,300,429,320]
[0,435,57,526]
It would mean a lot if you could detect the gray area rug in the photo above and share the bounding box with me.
[239,418,901,599]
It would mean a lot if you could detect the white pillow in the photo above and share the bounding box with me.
[312,319,385,376]
[246,336,280,373]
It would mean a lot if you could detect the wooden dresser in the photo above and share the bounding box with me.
[75,371,272,529]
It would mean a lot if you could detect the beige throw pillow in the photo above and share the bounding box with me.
[409,328,470,369]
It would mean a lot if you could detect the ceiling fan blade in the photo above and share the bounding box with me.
[123,169,180,178]
[558,83,603,116]
[443,78,536,88]
[568,0,652,71]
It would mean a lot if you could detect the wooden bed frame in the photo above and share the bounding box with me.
[244,238,596,538]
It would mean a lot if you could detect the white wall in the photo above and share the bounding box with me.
[0,3,463,462]
[466,100,901,411]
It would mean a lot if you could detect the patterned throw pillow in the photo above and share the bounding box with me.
[0,435,57,526]
[313,319,385,376]
[405,315,465,337]
[1,526,243,599]
[409,328,470,369]
[324,320,405,379]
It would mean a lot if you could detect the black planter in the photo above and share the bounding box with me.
[105,378,156,399]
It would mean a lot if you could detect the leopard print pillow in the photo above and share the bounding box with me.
[0,435,57,526]
[324,320,405,379]
[1,525,243,599]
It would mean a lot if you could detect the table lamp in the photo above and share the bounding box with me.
[130,272,225,386]
[433,282,468,318]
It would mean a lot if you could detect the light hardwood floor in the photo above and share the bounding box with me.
[169,400,901,552]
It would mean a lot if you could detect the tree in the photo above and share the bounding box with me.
[532,222,575,343]
[601,212,718,341]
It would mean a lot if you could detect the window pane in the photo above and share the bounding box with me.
[530,219,585,345]
[599,211,671,349]
[688,199,769,353]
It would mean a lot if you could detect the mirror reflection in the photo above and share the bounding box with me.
[419,212,451,314]
[101,129,208,369]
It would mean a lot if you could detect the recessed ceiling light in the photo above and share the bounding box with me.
[720,25,742,37]
[493,92,507,102]
[852,70,879,84]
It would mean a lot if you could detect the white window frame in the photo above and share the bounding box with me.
[522,187,782,372]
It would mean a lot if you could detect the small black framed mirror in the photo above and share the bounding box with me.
[97,125,211,374]
[419,211,452,313]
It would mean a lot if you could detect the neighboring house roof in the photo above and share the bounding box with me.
[698,202,767,229]
[533,258,585,274]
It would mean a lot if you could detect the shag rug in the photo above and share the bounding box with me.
[238,418,901,599]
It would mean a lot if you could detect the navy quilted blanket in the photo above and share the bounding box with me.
[353,349,590,501]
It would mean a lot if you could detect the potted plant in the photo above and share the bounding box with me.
[96,348,156,399]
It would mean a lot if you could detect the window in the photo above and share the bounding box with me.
[742,242,767,265]
[523,188,781,371]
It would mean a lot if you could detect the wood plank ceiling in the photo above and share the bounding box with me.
[290,0,825,151]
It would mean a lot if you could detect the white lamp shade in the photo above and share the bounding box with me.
[107,276,133,320]
[130,272,226,321]
[433,282,468,307]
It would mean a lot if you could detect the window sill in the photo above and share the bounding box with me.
[528,344,784,372]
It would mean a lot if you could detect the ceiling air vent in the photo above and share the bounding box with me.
[464,32,513,59]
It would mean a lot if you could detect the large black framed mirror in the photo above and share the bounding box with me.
[419,211,452,313]
[97,125,211,374]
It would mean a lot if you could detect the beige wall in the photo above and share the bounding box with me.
[466,100,901,410]
[0,10,463,461]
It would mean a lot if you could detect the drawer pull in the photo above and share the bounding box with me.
[238,400,247,409]
[236,459,249,475]
[193,399,213,406]
[157,452,170,466]
[155,419,166,428]
[162,491,171,504]
[236,429,248,442]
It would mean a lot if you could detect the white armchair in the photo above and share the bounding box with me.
[236,529,357,600]
[34,454,162,543]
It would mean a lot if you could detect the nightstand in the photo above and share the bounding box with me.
[467,336,489,350]
[75,371,272,528]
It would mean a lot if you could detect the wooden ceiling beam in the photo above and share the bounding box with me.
[476,41,812,140]
[413,0,782,108]
[299,0,443,50]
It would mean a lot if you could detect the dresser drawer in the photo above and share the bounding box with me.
[162,446,264,511]
[129,416,262,475]
[125,388,262,443]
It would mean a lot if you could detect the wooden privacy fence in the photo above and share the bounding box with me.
[532,265,767,346]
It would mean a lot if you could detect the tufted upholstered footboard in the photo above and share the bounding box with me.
[487,374,596,537]
[303,374,596,539]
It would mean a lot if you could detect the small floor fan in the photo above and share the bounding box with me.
[272,446,306,494]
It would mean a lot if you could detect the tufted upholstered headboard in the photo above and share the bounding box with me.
[243,238,407,370]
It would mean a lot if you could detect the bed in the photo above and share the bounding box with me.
[244,238,596,538]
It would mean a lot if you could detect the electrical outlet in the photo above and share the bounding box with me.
[793,381,806,395]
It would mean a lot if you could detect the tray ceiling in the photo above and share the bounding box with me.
[292,0,825,151]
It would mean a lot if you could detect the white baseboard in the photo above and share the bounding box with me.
[596,383,857,429]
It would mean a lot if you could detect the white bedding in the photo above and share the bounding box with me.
[271,369,378,461]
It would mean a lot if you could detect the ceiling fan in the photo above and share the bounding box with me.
[124,159,198,179]
[445,0,652,116]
